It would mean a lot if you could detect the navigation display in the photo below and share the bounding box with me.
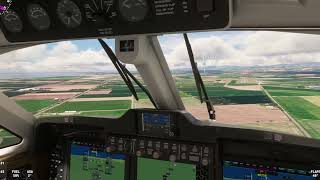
[137,158,196,180]
[142,113,172,136]
[70,143,126,180]
[223,161,317,180]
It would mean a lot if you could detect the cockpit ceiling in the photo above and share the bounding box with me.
[232,0,320,29]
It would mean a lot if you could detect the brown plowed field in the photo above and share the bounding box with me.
[186,103,303,136]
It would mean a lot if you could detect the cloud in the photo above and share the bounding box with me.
[244,31,320,56]
[0,41,113,73]
[161,31,320,68]
[1,31,320,74]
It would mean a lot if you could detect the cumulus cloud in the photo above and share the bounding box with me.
[161,31,320,68]
[0,41,113,73]
[1,31,320,73]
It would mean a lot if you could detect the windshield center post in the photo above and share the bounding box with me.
[115,35,185,111]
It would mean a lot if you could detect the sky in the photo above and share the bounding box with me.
[1,31,320,73]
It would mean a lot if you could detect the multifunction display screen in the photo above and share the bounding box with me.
[142,113,172,136]
[223,161,318,180]
[137,158,197,180]
[70,143,126,180]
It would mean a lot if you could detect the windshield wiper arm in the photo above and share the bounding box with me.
[98,39,159,110]
[183,33,216,120]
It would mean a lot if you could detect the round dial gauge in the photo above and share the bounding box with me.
[27,4,51,31]
[83,0,114,24]
[118,0,148,22]
[0,9,22,32]
[57,0,82,28]
[0,0,12,15]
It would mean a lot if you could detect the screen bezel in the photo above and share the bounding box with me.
[67,140,130,180]
[222,157,319,180]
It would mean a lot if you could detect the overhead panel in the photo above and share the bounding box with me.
[232,0,320,28]
[0,0,231,42]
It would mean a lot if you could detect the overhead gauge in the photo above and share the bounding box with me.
[27,4,51,31]
[83,0,114,24]
[119,0,148,22]
[57,0,82,28]
[0,0,12,15]
[0,9,23,33]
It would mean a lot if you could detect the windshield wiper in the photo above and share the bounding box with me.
[183,33,216,120]
[98,39,159,110]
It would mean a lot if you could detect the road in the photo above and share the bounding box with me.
[259,82,311,137]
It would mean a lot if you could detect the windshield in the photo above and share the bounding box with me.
[1,31,320,140]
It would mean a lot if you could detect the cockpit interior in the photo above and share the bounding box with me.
[0,0,319,180]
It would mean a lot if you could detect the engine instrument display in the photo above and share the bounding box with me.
[27,4,50,31]
[57,0,82,28]
[0,9,22,33]
[118,0,149,22]
[223,161,318,180]
[69,143,126,180]
[2,0,230,42]
[83,0,114,25]
[137,158,197,180]
[142,113,172,136]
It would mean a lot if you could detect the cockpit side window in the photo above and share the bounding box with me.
[0,127,21,149]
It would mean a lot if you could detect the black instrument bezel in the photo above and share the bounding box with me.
[0,0,231,42]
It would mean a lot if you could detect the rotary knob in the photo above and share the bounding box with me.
[169,154,177,162]
[202,158,209,166]
[136,150,142,157]
[152,151,160,159]
[106,146,114,153]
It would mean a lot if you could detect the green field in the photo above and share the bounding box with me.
[179,86,263,97]
[274,97,320,120]
[272,97,320,138]
[15,99,57,113]
[175,76,270,105]
[264,86,320,96]
[210,95,271,105]
[48,100,131,113]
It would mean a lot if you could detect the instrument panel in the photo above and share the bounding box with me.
[34,109,320,180]
[0,0,230,42]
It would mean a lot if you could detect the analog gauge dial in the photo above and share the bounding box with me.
[0,9,23,32]
[83,0,114,25]
[57,0,82,28]
[27,4,51,31]
[0,0,12,15]
[118,0,148,22]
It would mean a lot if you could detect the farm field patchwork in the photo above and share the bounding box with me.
[1,73,320,148]
[15,99,58,113]
[176,77,270,105]
[264,83,320,139]
[47,100,131,113]
[273,97,320,120]
[263,86,320,96]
